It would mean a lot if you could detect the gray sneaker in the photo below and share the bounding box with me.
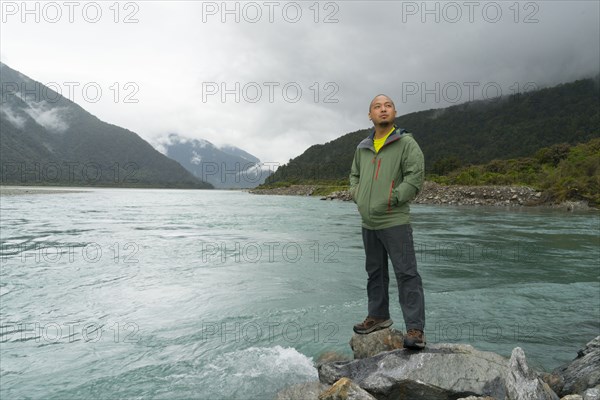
[353,316,393,334]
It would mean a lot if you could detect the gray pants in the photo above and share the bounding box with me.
[362,224,425,331]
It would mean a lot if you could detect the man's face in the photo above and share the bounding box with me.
[369,96,396,126]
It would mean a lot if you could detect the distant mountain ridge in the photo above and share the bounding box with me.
[265,76,600,184]
[0,62,212,188]
[218,144,260,164]
[156,134,272,189]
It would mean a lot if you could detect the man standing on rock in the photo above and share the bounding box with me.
[349,94,426,350]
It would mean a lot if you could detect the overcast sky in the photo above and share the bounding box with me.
[1,0,598,165]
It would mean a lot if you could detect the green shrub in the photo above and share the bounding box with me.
[440,138,599,206]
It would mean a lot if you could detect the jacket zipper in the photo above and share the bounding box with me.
[367,156,377,219]
[387,180,395,211]
[375,159,381,180]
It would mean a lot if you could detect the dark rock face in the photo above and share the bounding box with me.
[349,328,404,359]
[540,372,565,396]
[553,336,600,397]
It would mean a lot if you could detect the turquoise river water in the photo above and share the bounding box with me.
[0,188,598,399]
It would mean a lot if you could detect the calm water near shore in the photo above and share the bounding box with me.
[1,188,598,399]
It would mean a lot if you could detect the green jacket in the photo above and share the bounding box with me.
[349,126,425,229]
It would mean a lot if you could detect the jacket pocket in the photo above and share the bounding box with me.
[370,180,395,216]
[350,184,359,203]
[354,184,369,220]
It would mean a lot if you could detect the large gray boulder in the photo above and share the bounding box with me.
[553,336,600,397]
[349,328,404,359]
[319,343,559,400]
[319,343,511,399]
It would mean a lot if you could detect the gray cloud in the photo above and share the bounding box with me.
[12,92,71,133]
[1,1,598,164]
[0,104,26,129]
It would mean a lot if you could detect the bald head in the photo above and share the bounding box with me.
[369,94,395,112]
[368,94,397,129]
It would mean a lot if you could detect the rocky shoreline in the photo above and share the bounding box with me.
[249,185,322,197]
[276,333,600,400]
[0,186,90,196]
[249,182,593,210]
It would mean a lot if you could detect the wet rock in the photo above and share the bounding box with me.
[275,381,330,400]
[317,351,352,367]
[318,378,376,400]
[349,328,404,359]
[553,336,600,397]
